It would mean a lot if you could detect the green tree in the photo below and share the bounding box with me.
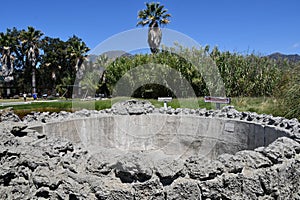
[80,71,100,98]
[104,45,208,98]
[0,28,22,97]
[0,30,18,78]
[39,36,90,97]
[66,35,90,76]
[94,54,111,97]
[137,2,171,53]
[19,26,44,94]
[66,35,90,97]
[39,36,69,92]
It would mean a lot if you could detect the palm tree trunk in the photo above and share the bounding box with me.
[148,21,162,54]
[32,67,36,94]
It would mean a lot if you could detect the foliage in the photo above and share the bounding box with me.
[103,45,212,98]
[104,44,286,99]
[80,70,100,97]
[0,28,22,69]
[19,26,43,67]
[1,27,299,121]
[55,75,73,98]
[276,65,300,120]
[40,36,89,97]
[0,27,89,98]
[77,54,110,98]
[137,2,171,27]
[66,35,90,72]
[137,2,171,54]
[210,47,282,97]
[39,36,69,92]
[19,26,44,93]
[230,97,282,116]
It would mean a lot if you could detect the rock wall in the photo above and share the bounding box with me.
[0,100,300,199]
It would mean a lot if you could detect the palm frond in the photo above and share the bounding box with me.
[160,19,170,25]
[156,5,164,15]
[149,3,156,14]
[137,19,150,27]
[162,13,171,18]
[137,2,171,27]
[138,10,147,19]
[159,9,167,16]
[145,2,150,9]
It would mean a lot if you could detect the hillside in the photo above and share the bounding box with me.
[268,52,300,62]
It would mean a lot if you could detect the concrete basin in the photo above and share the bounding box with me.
[31,114,290,160]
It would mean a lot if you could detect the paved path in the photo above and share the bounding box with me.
[0,100,59,107]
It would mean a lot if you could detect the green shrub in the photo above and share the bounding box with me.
[104,44,284,99]
[210,48,281,97]
[278,66,300,119]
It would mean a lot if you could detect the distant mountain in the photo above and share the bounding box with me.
[267,52,300,62]
[88,51,132,62]
[86,54,98,63]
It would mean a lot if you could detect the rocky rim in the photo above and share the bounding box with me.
[0,100,300,199]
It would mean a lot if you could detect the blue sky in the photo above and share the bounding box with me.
[0,0,299,55]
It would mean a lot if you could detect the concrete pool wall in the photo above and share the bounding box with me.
[30,113,291,159]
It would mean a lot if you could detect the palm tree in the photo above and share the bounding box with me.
[0,28,20,97]
[137,2,171,53]
[20,26,43,94]
[66,35,90,74]
[66,35,90,97]
[0,33,15,79]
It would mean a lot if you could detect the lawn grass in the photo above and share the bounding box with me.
[0,97,284,118]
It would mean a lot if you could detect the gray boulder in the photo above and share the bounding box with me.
[112,99,154,115]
